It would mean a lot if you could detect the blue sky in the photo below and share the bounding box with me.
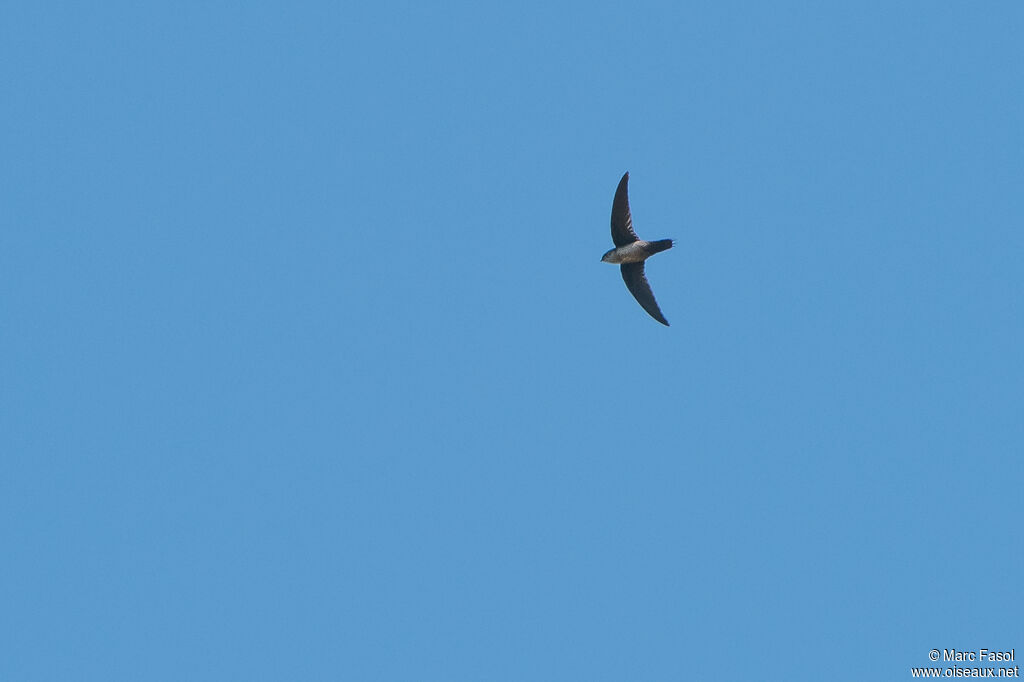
[2,2,1022,680]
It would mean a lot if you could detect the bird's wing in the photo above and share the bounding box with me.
[610,171,639,247]
[621,262,669,326]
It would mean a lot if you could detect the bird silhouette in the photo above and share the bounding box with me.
[600,172,674,325]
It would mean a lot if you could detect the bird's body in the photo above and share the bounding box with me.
[601,240,671,264]
[600,172,673,325]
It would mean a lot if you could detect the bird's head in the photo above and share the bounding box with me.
[600,248,619,264]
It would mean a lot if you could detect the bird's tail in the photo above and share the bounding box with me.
[649,239,674,255]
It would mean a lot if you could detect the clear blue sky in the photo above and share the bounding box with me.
[3,2,1022,680]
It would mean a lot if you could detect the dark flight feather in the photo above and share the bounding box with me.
[610,172,639,247]
[621,262,669,326]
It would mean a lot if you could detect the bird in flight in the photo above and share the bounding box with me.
[601,172,674,325]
